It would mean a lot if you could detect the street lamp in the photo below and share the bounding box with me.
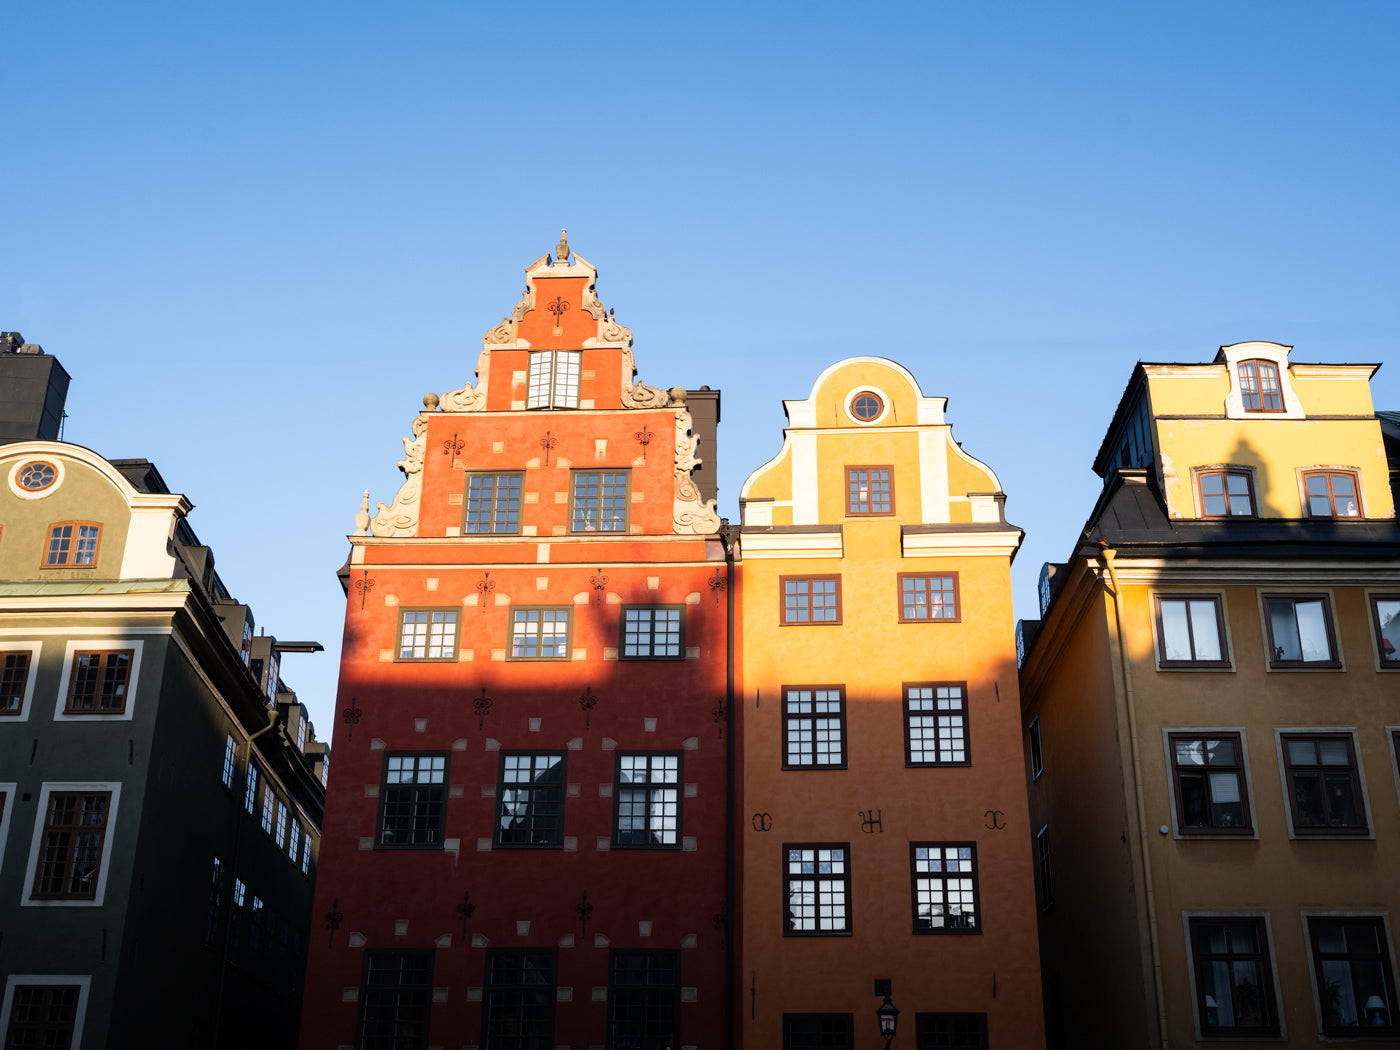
[876,994,900,1047]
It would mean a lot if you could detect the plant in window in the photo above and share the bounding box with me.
[1264,595,1338,667]
[1189,917,1279,1036]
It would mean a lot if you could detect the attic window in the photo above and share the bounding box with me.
[18,462,56,491]
[1239,360,1283,413]
[850,391,884,422]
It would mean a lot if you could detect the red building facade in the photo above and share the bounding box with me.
[301,235,731,1050]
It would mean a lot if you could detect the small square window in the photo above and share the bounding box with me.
[782,687,846,769]
[608,950,680,1050]
[905,683,969,766]
[1239,359,1283,412]
[780,576,841,625]
[571,471,630,532]
[899,574,960,623]
[783,1014,854,1050]
[1,651,32,716]
[1370,594,1400,667]
[1304,469,1362,518]
[1168,733,1252,834]
[508,608,571,660]
[783,843,850,936]
[64,651,132,714]
[464,473,523,534]
[915,1013,988,1049]
[1263,594,1339,668]
[1188,916,1280,1037]
[614,753,681,848]
[1197,469,1256,517]
[910,843,979,934]
[1154,595,1230,669]
[358,949,435,1049]
[1279,732,1368,835]
[620,606,683,659]
[1305,915,1399,1036]
[32,791,112,899]
[43,522,101,567]
[496,752,565,847]
[526,351,580,409]
[1029,716,1043,780]
[379,753,448,849]
[397,609,459,661]
[482,949,556,1049]
[845,466,893,515]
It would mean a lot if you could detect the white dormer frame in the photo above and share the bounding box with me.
[1220,342,1305,421]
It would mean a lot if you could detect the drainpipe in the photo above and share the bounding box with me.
[721,525,737,1050]
[1098,545,1170,1049]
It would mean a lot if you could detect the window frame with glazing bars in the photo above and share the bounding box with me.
[782,1014,854,1050]
[507,607,572,661]
[482,948,557,1050]
[1303,469,1363,518]
[570,470,630,533]
[378,753,449,850]
[1278,732,1369,836]
[1028,716,1043,780]
[782,842,852,937]
[1036,826,1053,911]
[1262,593,1340,669]
[42,521,102,567]
[1304,914,1400,1038]
[1167,732,1254,836]
[1195,468,1257,518]
[495,752,566,848]
[904,682,970,767]
[357,948,435,1050]
[1,650,32,716]
[463,472,524,535]
[396,609,460,662]
[1238,359,1284,413]
[781,686,847,770]
[526,350,581,410]
[779,575,841,626]
[1186,914,1281,1038]
[3,985,83,1049]
[619,605,684,660]
[607,949,681,1050]
[1369,593,1400,669]
[1154,595,1231,670]
[64,650,133,714]
[845,465,894,516]
[31,790,112,900]
[898,573,961,623]
[613,752,682,849]
[914,1013,988,1049]
[910,842,980,935]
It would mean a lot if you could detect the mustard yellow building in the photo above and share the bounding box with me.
[1019,341,1400,1047]
[737,358,1046,1050]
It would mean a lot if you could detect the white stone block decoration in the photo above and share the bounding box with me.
[683,837,697,852]
[472,934,489,948]
[566,783,580,797]
[444,838,460,856]
[638,921,653,937]
[435,934,452,947]
[341,989,358,1002]
[348,932,367,947]
[680,987,698,1003]
[452,739,468,751]
[364,784,380,797]
[680,934,698,948]
[596,837,611,851]
[601,737,617,750]
[426,577,439,590]
[466,986,483,1001]
[529,718,542,732]
[564,837,578,852]
[598,784,613,798]
[370,738,386,751]
[644,718,657,732]
[592,988,608,1002]
[684,783,698,797]
[682,737,699,750]
[557,987,573,1002]
[432,987,449,1003]
[485,739,500,751]
[477,838,492,851]
[449,784,464,798]
[647,577,660,589]
[557,933,575,948]
[395,920,409,936]
[516,920,530,936]
[594,934,610,948]
[414,718,427,732]
[567,737,583,751]
[358,837,373,850]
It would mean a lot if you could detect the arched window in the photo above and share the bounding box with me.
[1238,360,1283,412]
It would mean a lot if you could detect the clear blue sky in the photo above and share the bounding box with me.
[5,2,1398,734]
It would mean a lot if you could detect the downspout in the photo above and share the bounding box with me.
[1099,545,1170,1049]
[721,525,737,1050]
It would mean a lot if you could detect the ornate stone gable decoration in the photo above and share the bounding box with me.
[671,389,722,534]
[367,397,433,538]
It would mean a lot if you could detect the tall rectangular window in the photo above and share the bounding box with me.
[620,606,683,659]
[915,1014,988,1049]
[1,652,31,715]
[205,857,225,949]
[244,765,259,816]
[1305,915,1399,1036]
[1238,359,1283,412]
[783,1015,853,1050]
[379,753,448,849]
[899,574,960,622]
[497,753,565,847]
[846,466,893,515]
[526,351,580,409]
[465,473,523,534]
[1187,916,1280,1037]
[301,835,311,875]
[1197,470,1256,517]
[608,950,680,1050]
[65,650,133,714]
[482,949,556,1050]
[1029,716,1044,780]
[905,683,969,766]
[911,843,979,933]
[1264,594,1339,668]
[358,949,434,1050]
[3,986,81,1049]
[221,733,237,789]
[44,522,101,566]
[261,784,276,835]
[508,608,571,660]
[1169,733,1252,834]
[1305,470,1361,517]
[33,791,111,899]
[1036,826,1053,911]
[615,753,680,848]
[397,610,458,661]
[229,879,246,958]
[571,471,629,532]
[1155,596,1229,668]
[288,819,300,862]
[1370,594,1400,667]
[1280,733,1368,834]
[782,687,846,769]
[783,844,851,936]
[780,576,841,625]
[275,801,288,848]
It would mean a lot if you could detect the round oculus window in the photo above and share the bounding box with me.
[18,461,57,491]
[850,391,884,422]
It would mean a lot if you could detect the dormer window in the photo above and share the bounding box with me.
[526,351,580,409]
[44,523,101,566]
[1239,360,1283,412]
[1197,470,1256,518]
[1304,470,1361,518]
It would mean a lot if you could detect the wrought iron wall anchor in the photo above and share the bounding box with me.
[477,572,496,601]
[548,295,569,335]
[442,432,464,460]
[539,431,557,466]
[575,890,593,936]
[473,688,493,730]
[325,899,344,947]
[708,566,728,607]
[354,569,376,610]
[578,685,598,729]
[634,426,654,462]
[590,568,608,605]
[342,695,362,742]
[712,699,726,738]
[859,809,884,834]
[457,890,475,939]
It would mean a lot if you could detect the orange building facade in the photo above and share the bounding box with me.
[735,359,1046,1050]
[300,236,733,1049]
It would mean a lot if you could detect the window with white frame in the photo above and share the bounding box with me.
[526,351,580,409]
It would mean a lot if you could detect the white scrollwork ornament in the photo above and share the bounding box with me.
[370,413,429,537]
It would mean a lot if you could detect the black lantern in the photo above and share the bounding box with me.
[876,994,900,1046]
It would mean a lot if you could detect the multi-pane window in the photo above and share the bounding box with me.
[783,1014,853,1050]
[899,574,959,622]
[1280,733,1368,834]
[783,844,851,935]
[1264,594,1339,668]
[1155,596,1229,668]
[17,461,57,490]
[33,791,111,899]
[397,610,458,661]
[1,651,30,715]
[620,606,683,659]
[1036,826,1053,911]
[1238,359,1283,412]
[482,949,556,1050]
[1169,733,1252,833]
[221,733,236,789]
[230,879,246,957]
[615,753,680,848]
[1188,916,1280,1037]
[911,843,979,933]
[379,753,448,849]
[288,819,300,862]
[1371,594,1400,667]
[509,608,571,660]
[905,683,969,766]
[64,650,132,714]
[275,801,288,847]
[915,1013,989,1049]
[780,576,841,625]
[44,522,101,566]
[608,950,680,1050]
[206,857,225,948]
[300,835,311,875]
[846,466,892,515]
[571,471,629,532]
[261,784,276,835]
[782,687,846,769]
[1197,469,1256,517]
[1029,716,1043,780]
[1305,915,1399,1036]
[497,753,565,847]
[465,473,523,534]
[1305,469,1362,517]
[526,350,580,409]
[3,986,81,1049]
[358,949,434,1050]
[244,765,259,815]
